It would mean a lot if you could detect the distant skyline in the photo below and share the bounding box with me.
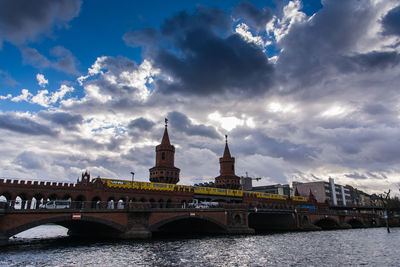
[0,0,399,196]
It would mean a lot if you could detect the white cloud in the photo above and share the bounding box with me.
[36,73,48,88]
[11,89,32,102]
[0,94,11,100]
[77,56,108,85]
[235,23,267,47]
[266,0,306,42]
[10,85,74,107]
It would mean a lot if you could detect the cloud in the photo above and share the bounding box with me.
[9,85,74,107]
[342,51,400,72]
[0,70,18,86]
[76,57,158,105]
[20,47,51,68]
[275,0,378,89]
[128,117,155,131]
[233,1,273,30]
[50,46,79,74]
[381,5,400,36]
[123,27,159,49]
[0,0,81,47]
[128,6,274,96]
[38,111,83,130]
[36,73,48,88]
[168,111,220,139]
[21,46,79,74]
[0,112,58,136]
[11,89,32,102]
[14,151,47,170]
[345,172,368,180]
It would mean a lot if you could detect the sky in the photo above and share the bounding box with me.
[0,0,400,196]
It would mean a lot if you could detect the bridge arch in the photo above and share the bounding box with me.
[0,192,12,202]
[313,217,340,230]
[4,215,126,239]
[347,218,365,228]
[149,214,227,234]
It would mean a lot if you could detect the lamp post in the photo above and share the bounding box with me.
[130,172,135,188]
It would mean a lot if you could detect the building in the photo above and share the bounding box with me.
[293,178,352,206]
[240,176,253,191]
[215,135,240,189]
[149,119,180,184]
[252,184,291,196]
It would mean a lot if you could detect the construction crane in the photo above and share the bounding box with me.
[243,172,262,181]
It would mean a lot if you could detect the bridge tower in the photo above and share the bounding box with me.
[215,135,240,189]
[149,118,180,184]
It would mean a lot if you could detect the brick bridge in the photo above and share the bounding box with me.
[0,176,383,245]
[0,201,381,246]
[0,202,254,245]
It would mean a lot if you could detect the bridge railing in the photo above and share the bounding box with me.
[1,200,230,212]
[310,208,381,217]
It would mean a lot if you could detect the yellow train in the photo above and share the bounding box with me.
[93,178,308,202]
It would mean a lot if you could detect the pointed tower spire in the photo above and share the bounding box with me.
[161,118,170,145]
[149,118,180,184]
[215,135,240,189]
[223,135,232,158]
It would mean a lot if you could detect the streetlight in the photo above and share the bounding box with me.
[130,172,135,188]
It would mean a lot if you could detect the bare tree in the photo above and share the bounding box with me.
[379,190,391,233]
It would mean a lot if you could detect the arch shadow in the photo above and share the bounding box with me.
[5,215,127,239]
[347,218,365,228]
[313,217,340,230]
[149,214,227,234]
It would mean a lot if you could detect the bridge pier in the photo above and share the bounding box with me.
[0,231,8,246]
[120,212,152,239]
[225,209,255,235]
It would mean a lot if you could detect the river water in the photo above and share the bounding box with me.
[0,226,399,266]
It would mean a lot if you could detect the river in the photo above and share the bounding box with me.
[0,226,399,266]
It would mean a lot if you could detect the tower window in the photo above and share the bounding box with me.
[232,165,234,171]
[162,152,165,160]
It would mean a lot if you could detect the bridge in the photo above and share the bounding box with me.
[0,199,382,246]
[0,201,254,245]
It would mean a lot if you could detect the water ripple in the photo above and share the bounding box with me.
[0,227,399,266]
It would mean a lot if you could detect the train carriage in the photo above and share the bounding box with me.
[95,178,306,203]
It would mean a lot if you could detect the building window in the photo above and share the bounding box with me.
[162,152,165,160]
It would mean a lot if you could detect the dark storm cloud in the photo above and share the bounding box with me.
[341,51,400,72]
[160,6,231,36]
[382,5,400,36]
[14,151,46,169]
[277,0,375,88]
[128,117,155,131]
[0,0,81,46]
[233,1,273,30]
[38,111,83,130]
[127,6,274,96]
[168,111,220,139]
[0,113,58,136]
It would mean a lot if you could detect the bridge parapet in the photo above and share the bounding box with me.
[0,178,76,189]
